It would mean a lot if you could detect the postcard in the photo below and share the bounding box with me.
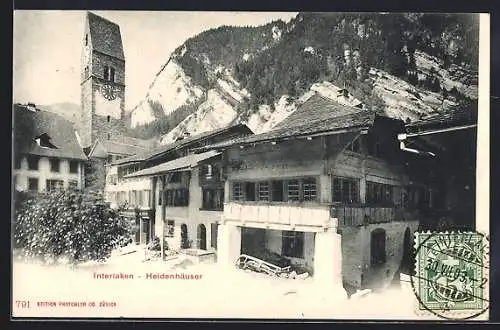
[12,10,490,320]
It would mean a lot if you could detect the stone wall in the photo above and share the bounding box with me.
[341,220,419,289]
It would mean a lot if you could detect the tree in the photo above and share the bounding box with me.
[13,189,131,264]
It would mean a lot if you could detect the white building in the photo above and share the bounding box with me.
[13,104,87,192]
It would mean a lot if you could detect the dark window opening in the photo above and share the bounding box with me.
[371,228,386,266]
[366,182,394,205]
[271,180,284,202]
[202,188,224,211]
[211,223,218,249]
[245,182,256,201]
[28,177,38,191]
[169,172,182,183]
[49,158,60,172]
[69,160,79,174]
[332,177,359,204]
[110,67,115,82]
[27,155,40,170]
[347,136,361,153]
[164,188,189,207]
[85,34,88,46]
[103,66,109,81]
[166,220,175,237]
[107,115,111,123]
[282,231,304,258]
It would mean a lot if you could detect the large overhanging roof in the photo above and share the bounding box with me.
[124,150,221,178]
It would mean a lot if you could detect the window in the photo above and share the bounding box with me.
[347,136,361,153]
[85,34,88,46]
[69,160,79,174]
[245,182,256,201]
[110,67,115,82]
[28,177,38,191]
[271,181,285,202]
[107,155,113,164]
[371,228,386,266]
[69,180,78,189]
[170,172,182,183]
[166,220,175,237]
[366,182,394,205]
[211,223,218,249]
[302,177,317,201]
[27,155,39,170]
[366,133,381,157]
[84,66,89,78]
[282,231,304,258]
[164,189,189,207]
[46,179,64,192]
[257,182,269,201]
[107,115,111,123]
[202,188,224,210]
[107,134,111,141]
[49,158,60,172]
[287,180,300,201]
[103,66,116,82]
[332,177,359,204]
[232,182,243,201]
[35,133,57,149]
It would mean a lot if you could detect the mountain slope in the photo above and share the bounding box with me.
[128,12,479,145]
[38,102,80,124]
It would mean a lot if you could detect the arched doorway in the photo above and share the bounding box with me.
[197,224,207,250]
[180,223,189,249]
[400,228,414,275]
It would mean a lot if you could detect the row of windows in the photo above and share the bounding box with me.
[15,156,79,173]
[25,178,78,191]
[159,189,189,207]
[231,178,318,202]
[108,190,151,208]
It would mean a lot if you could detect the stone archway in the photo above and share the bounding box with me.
[180,223,189,249]
[197,224,207,250]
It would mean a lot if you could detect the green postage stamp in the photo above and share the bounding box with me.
[411,231,489,320]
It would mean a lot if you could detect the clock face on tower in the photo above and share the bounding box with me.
[100,84,120,101]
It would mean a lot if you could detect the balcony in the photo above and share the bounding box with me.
[332,204,419,227]
[223,201,334,231]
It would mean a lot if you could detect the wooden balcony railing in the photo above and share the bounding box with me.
[331,204,419,227]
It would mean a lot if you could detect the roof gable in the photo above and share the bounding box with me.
[87,12,125,60]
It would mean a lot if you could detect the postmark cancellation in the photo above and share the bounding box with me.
[411,231,489,320]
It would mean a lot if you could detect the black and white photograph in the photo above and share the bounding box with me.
[11,10,490,320]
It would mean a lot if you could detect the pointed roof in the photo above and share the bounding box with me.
[86,12,125,60]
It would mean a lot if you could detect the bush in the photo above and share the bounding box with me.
[13,189,132,264]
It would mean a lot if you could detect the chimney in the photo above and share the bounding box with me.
[26,103,37,112]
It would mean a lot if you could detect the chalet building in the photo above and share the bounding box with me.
[104,124,253,246]
[195,94,436,292]
[13,104,87,192]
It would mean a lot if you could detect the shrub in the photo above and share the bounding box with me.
[13,189,132,264]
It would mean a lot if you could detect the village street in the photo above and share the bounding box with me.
[12,246,436,320]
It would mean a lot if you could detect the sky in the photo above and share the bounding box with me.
[13,10,297,110]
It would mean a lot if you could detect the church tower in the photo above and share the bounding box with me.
[80,12,126,149]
